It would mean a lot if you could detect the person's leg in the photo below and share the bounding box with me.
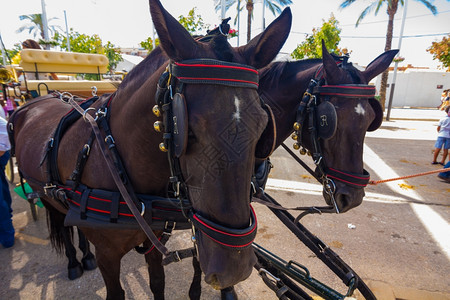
[443,138,450,165]
[433,137,444,164]
[0,152,14,248]
[442,149,449,165]
[432,148,441,163]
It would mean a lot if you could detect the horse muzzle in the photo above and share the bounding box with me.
[323,182,365,213]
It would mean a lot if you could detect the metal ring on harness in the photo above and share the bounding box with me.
[83,108,96,122]
[59,92,73,104]
[140,202,145,216]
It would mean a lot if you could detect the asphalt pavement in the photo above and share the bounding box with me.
[0,107,449,300]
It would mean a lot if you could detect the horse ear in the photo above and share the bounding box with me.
[239,7,292,69]
[362,49,399,82]
[322,40,343,84]
[149,0,197,61]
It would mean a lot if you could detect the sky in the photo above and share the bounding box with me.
[0,0,449,69]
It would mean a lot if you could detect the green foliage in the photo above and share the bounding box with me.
[177,7,209,35]
[103,41,123,73]
[427,34,450,71]
[139,37,160,53]
[140,7,208,54]
[55,30,103,54]
[52,30,122,75]
[291,14,342,60]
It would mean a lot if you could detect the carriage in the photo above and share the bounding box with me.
[5,0,398,299]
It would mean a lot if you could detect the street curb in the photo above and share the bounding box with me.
[364,280,450,300]
[384,117,440,122]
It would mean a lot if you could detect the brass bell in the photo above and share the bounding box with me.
[153,121,163,132]
[152,105,161,117]
[293,143,300,150]
[291,132,298,141]
[307,151,312,156]
[299,148,307,155]
[293,122,301,131]
[159,142,168,152]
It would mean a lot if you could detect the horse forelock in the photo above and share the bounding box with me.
[342,63,365,84]
[208,35,234,62]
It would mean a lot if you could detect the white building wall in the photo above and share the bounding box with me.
[374,70,450,108]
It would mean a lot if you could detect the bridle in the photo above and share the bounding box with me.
[153,59,259,250]
[291,61,375,214]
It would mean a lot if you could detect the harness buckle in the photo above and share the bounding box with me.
[95,108,108,121]
[173,251,181,262]
[105,135,115,145]
[43,183,57,196]
[164,221,176,232]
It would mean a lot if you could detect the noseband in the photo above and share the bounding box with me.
[292,63,374,213]
[153,59,259,249]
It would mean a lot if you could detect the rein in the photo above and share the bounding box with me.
[369,167,450,185]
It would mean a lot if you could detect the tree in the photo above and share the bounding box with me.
[53,30,123,74]
[177,7,209,35]
[339,0,437,110]
[139,37,160,53]
[140,7,206,54]
[427,34,450,71]
[214,0,292,42]
[291,14,343,60]
[16,14,61,40]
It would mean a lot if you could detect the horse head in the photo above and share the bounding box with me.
[299,41,398,213]
[149,0,292,290]
[258,41,397,214]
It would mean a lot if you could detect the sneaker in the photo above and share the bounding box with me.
[432,161,439,165]
[438,174,450,183]
[439,162,445,166]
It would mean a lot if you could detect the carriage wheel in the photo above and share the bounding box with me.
[5,156,14,184]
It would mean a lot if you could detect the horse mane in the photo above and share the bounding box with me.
[116,46,168,92]
[259,59,322,89]
[116,34,234,95]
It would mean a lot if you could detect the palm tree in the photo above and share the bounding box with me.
[215,0,292,43]
[16,14,61,40]
[339,0,437,110]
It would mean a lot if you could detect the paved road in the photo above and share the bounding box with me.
[1,109,449,299]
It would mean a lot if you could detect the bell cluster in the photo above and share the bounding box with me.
[291,122,311,156]
[152,105,168,152]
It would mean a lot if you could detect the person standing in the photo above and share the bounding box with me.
[0,113,14,248]
[432,106,450,165]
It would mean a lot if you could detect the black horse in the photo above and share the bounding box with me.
[8,0,292,299]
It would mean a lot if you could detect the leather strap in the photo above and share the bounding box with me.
[65,96,170,256]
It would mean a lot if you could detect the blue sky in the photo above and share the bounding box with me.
[1,0,449,69]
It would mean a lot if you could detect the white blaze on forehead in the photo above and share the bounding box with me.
[232,96,241,121]
[354,103,365,116]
